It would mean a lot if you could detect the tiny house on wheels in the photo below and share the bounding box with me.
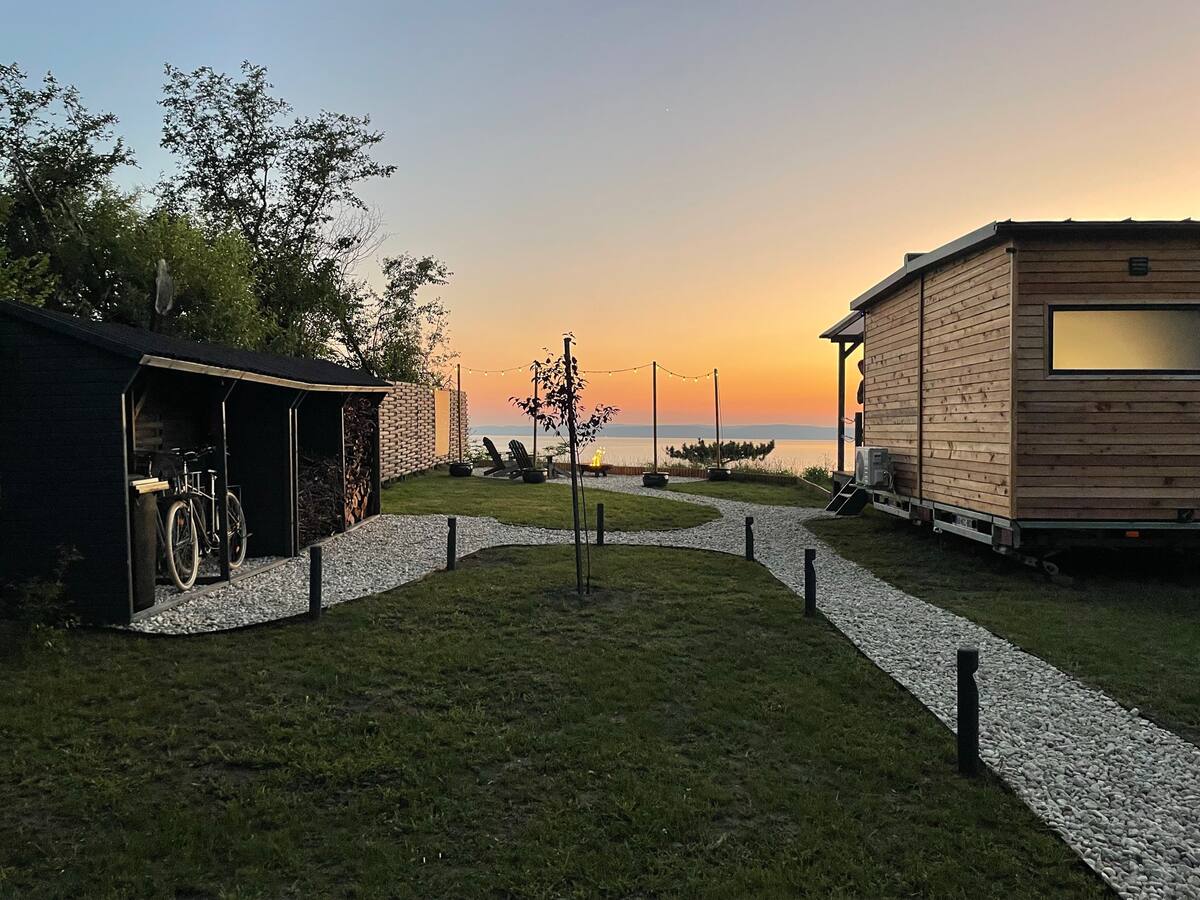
[0,301,391,624]
[820,220,1200,563]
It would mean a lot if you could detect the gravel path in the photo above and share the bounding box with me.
[127,474,1200,900]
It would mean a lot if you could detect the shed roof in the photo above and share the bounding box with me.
[847,219,1200,313]
[0,300,391,391]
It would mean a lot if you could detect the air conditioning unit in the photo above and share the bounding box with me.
[855,447,894,491]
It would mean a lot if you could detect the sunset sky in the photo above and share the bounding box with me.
[8,1,1200,425]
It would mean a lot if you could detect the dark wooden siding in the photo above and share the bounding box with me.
[0,317,138,622]
[227,382,301,557]
[1013,237,1200,520]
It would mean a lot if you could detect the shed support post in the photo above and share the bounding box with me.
[837,345,846,472]
[213,380,236,581]
[288,392,309,556]
[368,393,383,517]
[338,394,350,532]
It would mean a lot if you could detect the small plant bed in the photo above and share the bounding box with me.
[382,469,717,531]
[807,509,1200,745]
[669,476,830,508]
[0,546,1104,898]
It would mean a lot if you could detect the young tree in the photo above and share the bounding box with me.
[512,340,618,594]
[510,345,619,447]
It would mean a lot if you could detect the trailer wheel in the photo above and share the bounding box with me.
[1041,559,1060,577]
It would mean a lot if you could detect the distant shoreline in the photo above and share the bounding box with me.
[471,423,837,440]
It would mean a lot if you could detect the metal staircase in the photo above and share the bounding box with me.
[824,479,870,516]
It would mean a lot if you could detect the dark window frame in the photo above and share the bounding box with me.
[1048,303,1200,376]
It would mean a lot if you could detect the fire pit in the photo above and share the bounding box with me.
[522,468,546,484]
[707,467,731,481]
[449,461,473,477]
[642,472,669,488]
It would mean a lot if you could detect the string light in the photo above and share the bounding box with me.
[461,361,717,380]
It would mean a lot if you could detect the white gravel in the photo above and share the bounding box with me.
[126,473,1200,900]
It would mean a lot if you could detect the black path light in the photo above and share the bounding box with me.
[804,548,817,617]
[308,544,322,620]
[446,516,457,571]
[745,516,755,561]
[957,646,980,776]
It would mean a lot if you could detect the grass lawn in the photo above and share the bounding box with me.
[382,469,718,530]
[669,477,830,507]
[807,510,1200,746]
[0,546,1105,898]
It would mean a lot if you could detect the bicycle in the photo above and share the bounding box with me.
[142,447,248,590]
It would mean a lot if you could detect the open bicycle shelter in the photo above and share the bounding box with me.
[0,301,390,625]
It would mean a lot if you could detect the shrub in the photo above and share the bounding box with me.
[466,439,493,467]
[801,462,833,487]
[0,548,81,634]
[665,439,775,467]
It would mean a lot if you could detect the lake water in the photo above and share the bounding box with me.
[476,433,842,473]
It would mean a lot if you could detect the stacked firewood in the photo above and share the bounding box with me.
[343,397,377,527]
[298,455,344,547]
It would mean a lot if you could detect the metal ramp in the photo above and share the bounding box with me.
[825,480,870,516]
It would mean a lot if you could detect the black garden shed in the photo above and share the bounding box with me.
[0,301,391,624]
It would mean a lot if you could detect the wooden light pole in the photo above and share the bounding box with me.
[456,363,463,462]
[714,368,722,468]
[531,362,539,460]
[652,360,658,473]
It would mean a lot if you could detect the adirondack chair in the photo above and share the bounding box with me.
[482,437,519,477]
[509,440,536,472]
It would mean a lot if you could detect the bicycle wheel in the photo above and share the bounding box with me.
[164,499,199,590]
[226,492,248,568]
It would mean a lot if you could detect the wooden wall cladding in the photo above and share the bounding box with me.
[1013,238,1200,520]
[919,243,1013,517]
[863,280,920,497]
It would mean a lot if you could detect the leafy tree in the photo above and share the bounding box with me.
[340,253,454,384]
[0,62,137,317]
[665,439,776,466]
[0,195,55,305]
[134,212,269,346]
[159,61,396,357]
[2,59,455,380]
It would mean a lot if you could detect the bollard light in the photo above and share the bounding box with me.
[309,545,323,620]
[957,646,980,776]
[804,548,816,617]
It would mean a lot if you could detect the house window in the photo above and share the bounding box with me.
[1050,306,1200,374]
